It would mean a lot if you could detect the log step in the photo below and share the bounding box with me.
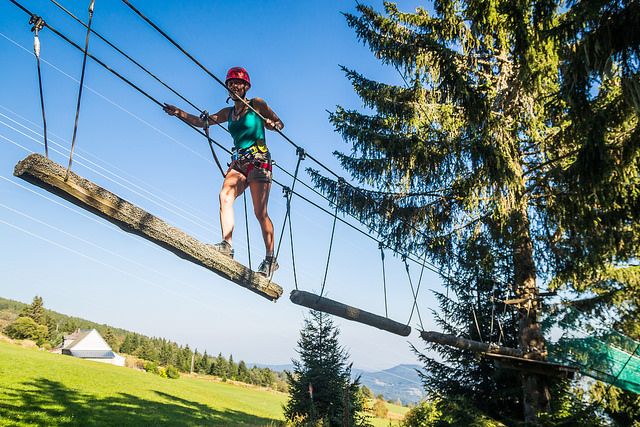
[290,290,411,336]
[14,153,283,301]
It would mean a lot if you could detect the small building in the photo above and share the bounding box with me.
[60,329,125,366]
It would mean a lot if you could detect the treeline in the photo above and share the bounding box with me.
[0,296,286,390]
[115,332,282,389]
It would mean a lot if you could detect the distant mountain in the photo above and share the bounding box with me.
[355,364,424,405]
[251,362,425,405]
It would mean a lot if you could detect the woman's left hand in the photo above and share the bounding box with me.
[266,119,283,131]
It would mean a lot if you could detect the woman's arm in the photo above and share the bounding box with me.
[163,103,230,127]
[252,98,284,131]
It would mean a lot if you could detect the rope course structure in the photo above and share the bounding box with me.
[9,0,640,393]
[6,2,638,389]
[6,0,428,335]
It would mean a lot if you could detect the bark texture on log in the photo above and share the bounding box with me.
[14,153,283,301]
[420,330,524,357]
[290,290,411,336]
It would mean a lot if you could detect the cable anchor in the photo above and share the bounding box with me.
[29,15,45,35]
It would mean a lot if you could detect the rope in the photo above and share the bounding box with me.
[379,242,388,317]
[30,15,48,158]
[403,254,424,330]
[200,111,226,177]
[273,148,305,285]
[319,199,340,298]
[472,304,483,343]
[243,192,251,269]
[64,0,95,181]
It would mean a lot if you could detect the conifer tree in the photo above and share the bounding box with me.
[283,310,367,426]
[103,327,118,351]
[313,1,639,423]
[21,296,45,325]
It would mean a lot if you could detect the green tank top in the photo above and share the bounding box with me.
[228,100,266,150]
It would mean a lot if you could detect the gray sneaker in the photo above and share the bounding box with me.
[207,241,234,258]
[257,258,279,276]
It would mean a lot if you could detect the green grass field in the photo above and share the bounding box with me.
[0,340,407,426]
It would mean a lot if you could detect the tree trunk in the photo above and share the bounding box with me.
[512,203,550,424]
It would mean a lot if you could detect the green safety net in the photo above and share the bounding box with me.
[543,305,640,394]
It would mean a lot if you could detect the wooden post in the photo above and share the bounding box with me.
[420,330,523,357]
[290,290,411,337]
[14,153,283,301]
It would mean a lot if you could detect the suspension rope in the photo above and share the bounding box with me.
[471,303,483,343]
[274,148,305,265]
[243,192,251,269]
[30,14,48,158]
[271,148,306,289]
[200,111,226,177]
[319,189,342,298]
[64,0,95,181]
[379,242,388,318]
[287,192,299,290]
[402,254,424,330]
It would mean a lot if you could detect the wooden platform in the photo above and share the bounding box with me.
[421,330,579,378]
[485,353,579,379]
[290,290,411,336]
[14,153,283,301]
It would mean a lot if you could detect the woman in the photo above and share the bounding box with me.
[163,67,284,276]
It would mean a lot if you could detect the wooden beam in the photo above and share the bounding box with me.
[420,330,524,357]
[290,290,411,337]
[14,153,283,301]
[485,353,579,379]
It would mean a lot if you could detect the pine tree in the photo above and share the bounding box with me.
[283,310,367,426]
[314,1,639,424]
[103,327,118,351]
[21,296,45,325]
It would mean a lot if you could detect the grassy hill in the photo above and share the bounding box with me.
[0,339,408,426]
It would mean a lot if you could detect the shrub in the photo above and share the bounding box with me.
[166,365,180,379]
[144,362,158,374]
[3,316,48,346]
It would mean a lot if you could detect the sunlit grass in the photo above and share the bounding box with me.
[0,340,407,426]
[0,340,286,426]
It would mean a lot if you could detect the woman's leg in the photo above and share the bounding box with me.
[219,169,247,244]
[248,180,273,253]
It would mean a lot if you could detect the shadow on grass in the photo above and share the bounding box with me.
[0,378,283,426]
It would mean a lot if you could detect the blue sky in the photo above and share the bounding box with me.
[0,0,443,376]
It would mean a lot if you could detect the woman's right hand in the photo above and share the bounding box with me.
[163,103,180,116]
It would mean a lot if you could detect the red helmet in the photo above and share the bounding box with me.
[225,67,251,88]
